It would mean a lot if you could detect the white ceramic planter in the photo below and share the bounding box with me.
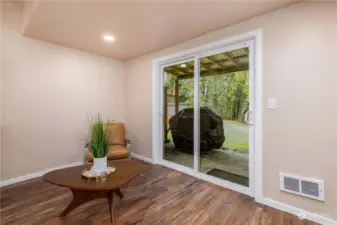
[93,156,107,173]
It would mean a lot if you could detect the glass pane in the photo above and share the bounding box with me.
[199,47,250,187]
[163,60,194,168]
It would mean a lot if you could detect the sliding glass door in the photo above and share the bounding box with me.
[162,60,195,169]
[198,47,250,187]
[159,41,254,195]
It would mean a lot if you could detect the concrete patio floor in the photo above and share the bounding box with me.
[164,144,249,178]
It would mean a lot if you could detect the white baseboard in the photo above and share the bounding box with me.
[261,197,337,225]
[0,161,83,188]
[130,153,154,164]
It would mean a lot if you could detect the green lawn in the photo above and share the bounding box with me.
[223,120,249,151]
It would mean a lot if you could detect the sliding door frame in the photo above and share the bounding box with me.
[152,29,263,200]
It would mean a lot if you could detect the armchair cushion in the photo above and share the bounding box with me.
[87,145,129,162]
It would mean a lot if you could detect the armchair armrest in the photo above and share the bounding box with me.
[83,143,90,164]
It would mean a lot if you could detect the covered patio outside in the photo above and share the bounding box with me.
[163,47,250,186]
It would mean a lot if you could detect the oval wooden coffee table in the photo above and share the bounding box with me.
[43,159,148,225]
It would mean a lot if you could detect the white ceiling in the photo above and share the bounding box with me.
[23,0,296,61]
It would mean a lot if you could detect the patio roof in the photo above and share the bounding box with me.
[164,47,249,79]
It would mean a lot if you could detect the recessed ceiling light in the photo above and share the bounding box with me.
[102,34,115,42]
[180,64,187,68]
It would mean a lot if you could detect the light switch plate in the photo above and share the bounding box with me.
[268,98,277,109]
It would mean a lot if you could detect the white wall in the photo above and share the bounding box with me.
[2,3,125,180]
[125,2,337,220]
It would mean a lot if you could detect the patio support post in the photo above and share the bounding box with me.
[164,86,168,141]
[175,78,179,114]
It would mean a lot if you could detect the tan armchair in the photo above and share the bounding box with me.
[87,123,129,162]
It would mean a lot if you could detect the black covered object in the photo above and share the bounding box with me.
[169,107,225,153]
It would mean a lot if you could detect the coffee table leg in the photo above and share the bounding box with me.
[60,190,88,217]
[60,189,107,218]
[115,188,124,199]
[59,189,117,225]
[108,191,115,225]
[60,197,81,217]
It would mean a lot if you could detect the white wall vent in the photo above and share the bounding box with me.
[280,173,324,201]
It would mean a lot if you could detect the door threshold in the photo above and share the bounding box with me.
[158,160,253,197]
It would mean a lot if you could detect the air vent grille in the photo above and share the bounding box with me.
[280,173,324,201]
[284,177,300,192]
[301,180,319,197]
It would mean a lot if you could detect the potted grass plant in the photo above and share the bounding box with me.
[87,114,113,173]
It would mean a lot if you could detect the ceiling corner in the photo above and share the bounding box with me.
[21,0,39,35]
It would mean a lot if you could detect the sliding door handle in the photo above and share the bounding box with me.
[245,110,253,125]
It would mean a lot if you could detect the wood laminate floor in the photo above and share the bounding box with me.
[0,162,320,225]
